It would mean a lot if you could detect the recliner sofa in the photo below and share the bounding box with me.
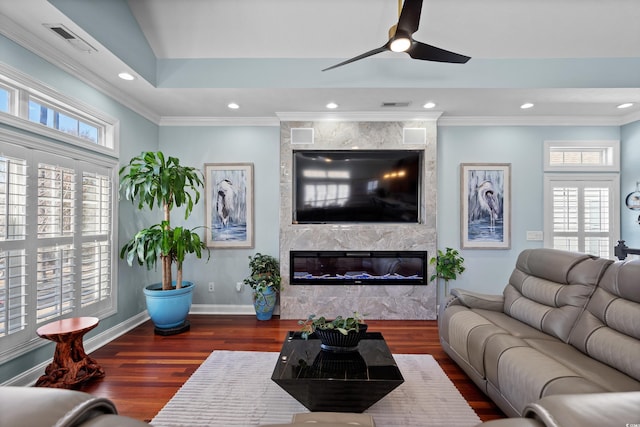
[439,248,640,418]
[0,387,148,427]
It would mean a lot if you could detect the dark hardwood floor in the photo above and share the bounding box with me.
[78,315,505,423]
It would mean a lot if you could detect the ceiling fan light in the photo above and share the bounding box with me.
[390,37,411,52]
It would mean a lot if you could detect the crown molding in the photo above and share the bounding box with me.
[275,111,443,122]
[437,115,626,127]
[0,14,160,124]
[159,116,279,126]
[621,110,640,126]
[3,15,637,130]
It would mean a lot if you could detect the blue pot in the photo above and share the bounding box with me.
[144,281,194,329]
[253,286,277,321]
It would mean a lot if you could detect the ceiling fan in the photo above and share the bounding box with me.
[322,0,470,71]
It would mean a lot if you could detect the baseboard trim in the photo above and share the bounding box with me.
[2,311,150,387]
[190,304,256,315]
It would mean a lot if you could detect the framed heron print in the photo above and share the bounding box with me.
[460,163,511,249]
[205,163,254,248]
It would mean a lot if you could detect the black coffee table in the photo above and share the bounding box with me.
[271,331,404,413]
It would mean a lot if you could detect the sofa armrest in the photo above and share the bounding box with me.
[0,387,148,427]
[523,392,640,427]
[448,288,504,312]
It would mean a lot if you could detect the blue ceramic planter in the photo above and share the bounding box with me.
[144,281,194,329]
[253,286,277,320]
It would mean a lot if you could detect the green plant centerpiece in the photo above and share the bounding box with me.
[243,253,281,320]
[119,151,210,333]
[429,247,465,301]
[299,312,368,352]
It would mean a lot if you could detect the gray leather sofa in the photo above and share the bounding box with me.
[478,391,640,427]
[439,248,640,418]
[0,387,148,427]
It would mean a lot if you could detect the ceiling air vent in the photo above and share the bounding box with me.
[44,24,97,53]
[381,101,411,108]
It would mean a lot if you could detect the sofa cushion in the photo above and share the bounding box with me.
[526,338,640,392]
[485,343,607,415]
[472,310,561,341]
[568,259,640,382]
[503,249,611,342]
[514,248,592,284]
[442,306,510,378]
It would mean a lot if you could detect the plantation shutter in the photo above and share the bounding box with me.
[36,159,76,322]
[0,151,28,337]
[80,169,112,307]
[545,175,617,258]
[0,66,118,363]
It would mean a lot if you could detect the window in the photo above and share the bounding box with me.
[28,98,100,144]
[0,153,27,339]
[0,64,118,155]
[544,141,620,259]
[544,140,618,171]
[0,141,117,362]
[545,175,618,258]
[0,84,11,113]
[0,65,118,363]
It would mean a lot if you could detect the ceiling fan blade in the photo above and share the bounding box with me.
[397,0,424,35]
[322,46,388,71]
[407,41,470,63]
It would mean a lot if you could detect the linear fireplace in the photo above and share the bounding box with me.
[290,250,428,286]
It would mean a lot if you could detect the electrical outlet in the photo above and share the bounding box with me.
[236,281,243,292]
[208,282,215,292]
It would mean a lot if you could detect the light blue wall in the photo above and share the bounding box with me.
[158,126,281,306]
[621,120,640,248]
[2,28,638,382]
[437,125,621,295]
[0,34,156,383]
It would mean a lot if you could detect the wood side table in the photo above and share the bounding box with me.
[35,316,105,388]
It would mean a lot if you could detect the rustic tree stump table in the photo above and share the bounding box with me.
[35,316,105,388]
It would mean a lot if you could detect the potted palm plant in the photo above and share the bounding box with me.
[243,253,281,320]
[119,151,209,334]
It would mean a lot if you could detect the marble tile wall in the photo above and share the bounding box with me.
[279,120,438,320]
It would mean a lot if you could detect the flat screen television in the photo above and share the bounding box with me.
[293,150,422,223]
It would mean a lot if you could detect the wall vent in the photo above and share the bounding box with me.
[44,24,97,53]
[291,128,314,145]
[381,101,411,107]
[403,128,427,145]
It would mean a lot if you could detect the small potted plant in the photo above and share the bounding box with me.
[299,312,367,351]
[429,247,465,298]
[243,253,281,320]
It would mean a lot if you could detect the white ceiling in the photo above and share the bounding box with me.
[1,0,640,124]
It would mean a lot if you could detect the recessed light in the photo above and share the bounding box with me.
[118,72,135,81]
[617,102,634,109]
[326,102,338,109]
[520,102,534,109]
[227,102,240,109]
[423,102,436,109]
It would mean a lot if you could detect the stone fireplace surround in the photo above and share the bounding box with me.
[279,118,438,320]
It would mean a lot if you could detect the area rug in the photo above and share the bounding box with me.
[151,350,480,427]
